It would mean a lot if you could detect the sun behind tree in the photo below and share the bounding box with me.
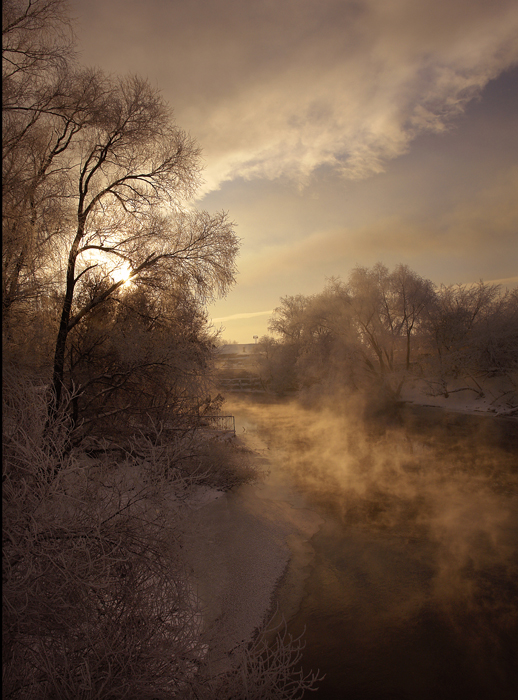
[109,261,133,286]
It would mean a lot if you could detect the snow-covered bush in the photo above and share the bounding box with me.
[2,369,204,699]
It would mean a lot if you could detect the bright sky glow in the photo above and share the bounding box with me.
[110,262,133,286]
[211,310,274,323]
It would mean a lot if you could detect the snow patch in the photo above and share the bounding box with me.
[401,378,518,417]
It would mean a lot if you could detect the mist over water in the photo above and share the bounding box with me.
[229,395,518,700]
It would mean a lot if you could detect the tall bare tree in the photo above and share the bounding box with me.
[3,2,239,417]
[2,0,76,320]
[423,281,518,400]
[47,73,238,411]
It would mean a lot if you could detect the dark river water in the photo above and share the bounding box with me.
[228,396,518,700]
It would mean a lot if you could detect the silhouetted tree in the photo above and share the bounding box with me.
[2,0,76,321]
[44,74,238,415]
[3,3,239,418]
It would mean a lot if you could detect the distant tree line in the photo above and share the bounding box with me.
[258,263,518,409]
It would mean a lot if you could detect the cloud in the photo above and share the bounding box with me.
[72,0,518,194]
[211,310,275,322]
[188,0,518,193]
[71,0,518,336]
[485,277,518,288]
[228,155,518,288]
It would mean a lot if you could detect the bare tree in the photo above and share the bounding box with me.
[264,265,438,399]
[2,0,72,78]
[2,67,111,324]
[3,3,238,415]
[384,264,436,371]
[268,294,312,342]
[2,0,75,320]
[423,281,518,401]
[343,264,436,394]
[42,73,238,414]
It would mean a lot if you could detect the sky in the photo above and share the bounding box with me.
[69,0,518,342]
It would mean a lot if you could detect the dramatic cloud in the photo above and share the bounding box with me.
[189,0,518,192]
[72,0,518,193]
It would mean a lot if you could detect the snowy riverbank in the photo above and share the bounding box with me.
[182,424,324,674]
[400,377,517,418]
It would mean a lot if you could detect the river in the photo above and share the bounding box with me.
[228,395,518,700]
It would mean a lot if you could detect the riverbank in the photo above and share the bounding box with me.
[400,376,517,417]
[182,415,324,676]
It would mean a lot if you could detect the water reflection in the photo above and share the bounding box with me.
[230,397,518,700]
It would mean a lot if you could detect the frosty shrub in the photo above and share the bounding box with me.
[190,616,323,700]
[2,369,204,699]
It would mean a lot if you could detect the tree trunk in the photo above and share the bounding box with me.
[49,225,83,414]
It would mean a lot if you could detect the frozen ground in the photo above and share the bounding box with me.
[401,377,517,417]
[182,426,323,674]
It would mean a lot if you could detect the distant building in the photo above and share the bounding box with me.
[214,343,265,392]
[215,343,262,357]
